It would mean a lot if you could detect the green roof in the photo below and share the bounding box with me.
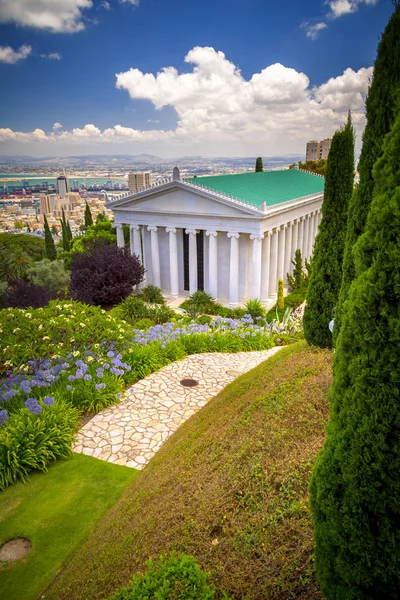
[186,169,324,207]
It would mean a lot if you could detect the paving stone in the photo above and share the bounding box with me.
[73,347,281,468]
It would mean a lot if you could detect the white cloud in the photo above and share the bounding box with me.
[327,0,379,18]
[0,47,373,156]
[301,21,328,40]
[0,0,93,33]
[0,44,31,64]
[53,122,63,130]
[100,1,111,8]
[120,0,140,5]
[40,52,62,60]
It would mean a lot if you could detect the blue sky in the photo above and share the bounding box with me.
[0,0,394,157]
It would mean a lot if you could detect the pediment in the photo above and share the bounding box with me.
[108,184,261,218]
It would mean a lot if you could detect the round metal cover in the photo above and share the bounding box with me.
[180,378,199,387]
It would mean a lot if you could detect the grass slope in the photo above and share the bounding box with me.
[0,454,137,600]
[47,342,332,600]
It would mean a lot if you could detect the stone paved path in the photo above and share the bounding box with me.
[73,347,281,469]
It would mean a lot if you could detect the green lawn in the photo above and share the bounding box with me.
[0,454,137,600]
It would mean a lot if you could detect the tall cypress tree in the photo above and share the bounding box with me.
[303,116,354,348]
[84,201,93,228]
[43,215,57,261]
[334,4,400,340]
[255,157,264,172]
[60,208,70,252]
[310,109,400,599]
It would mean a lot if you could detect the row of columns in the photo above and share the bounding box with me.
[115,210,321,307]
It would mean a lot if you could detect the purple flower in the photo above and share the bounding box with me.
[84,374,92,381]
[107,351,115,358]
[95,383,106,391]
[68,375,75,382]
[25,397,42,415]
[103,363,110,370]
[0,409,9,425]
[1,389,17,402]
[66,385,73,391]
[96,369,104,378]
[43,396,55,406]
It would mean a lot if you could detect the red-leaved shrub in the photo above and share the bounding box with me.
[70,242,145,306]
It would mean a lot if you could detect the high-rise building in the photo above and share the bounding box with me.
[128,172,152,192]
[306,138,332,162]
[56,175,69,199]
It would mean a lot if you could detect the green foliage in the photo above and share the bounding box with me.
[147,304,176,324]
[335,5,400,340]
[60,208,72,252]
[27,258,70,296]
[59,371,124,414]
[277,279,284,311]
[255,156,264,172]
[0,281,8,308]
[96,212,108,223]
[43,215,57,261]
[266,288,306,323]
[138,285,165,304]
[310,108,400,598]
[180,291,225,318]
[298,159,327,176]
[117,296,149,323]
[109,553,220,600]
[0,400,78,491]
[134,318,155,330]
[62,220,117,268]
[0,245,34,283]
[196,315,213,325]
[244,298,265,320]
[0,233,45,263]
[287,249,310,291]
[84,201,93,228]
[303,117,355,348]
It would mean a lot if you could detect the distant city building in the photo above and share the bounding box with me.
[56,175,69,199]
[128,172,152,192]
[306,138,332,162]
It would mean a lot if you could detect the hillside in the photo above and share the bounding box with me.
[46,342,331,600]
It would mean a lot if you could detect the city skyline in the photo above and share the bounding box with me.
[0,0,394,157]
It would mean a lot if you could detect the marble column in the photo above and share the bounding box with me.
[147,226,161,288]
[250,234,264,299]
[205,230,218,299]
[130,225,142,261]
[308,212,315,258]
[284,221,293,282]
[261,231,272,302]
[185,229,198,295]
[291,219,299,273]
[277,224,286,281]
[298,217,304,260]
[303,215,310,259]
[269,227,279,296]
[116,224,125,248]
[166,227,179,297]
[227,232,240,307]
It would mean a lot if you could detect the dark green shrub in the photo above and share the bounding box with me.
[0,399,78,490]
[0,232,45,263]
[134,318,155,330]
[118,296,149,323]
[196,315,213,325]
[287,249,310,291]
[27,258,70,296]
[146,305,176,324]
[109,553,220,600]
[277,279,284,311]
[230,307,246,319]
[180,291,217,317]
[310,105,400,598]
[244,298,265,321]
[335,4,400,339]
[138,285,165,304]
[304,117,355,348]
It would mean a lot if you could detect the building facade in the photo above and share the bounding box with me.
[106,168,324,307]
[128,172,152,193]
[306,138,332,162]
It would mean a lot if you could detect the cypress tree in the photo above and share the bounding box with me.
[60,208,70,252]
[310,109,400,599]
[255,157,264,172]
[303,116,355,348]
[334,4,400,340]
[277,278,284,311]
[84,201,93,228]
[43,215,57,261]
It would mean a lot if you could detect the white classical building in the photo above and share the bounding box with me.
[106,167,324,307]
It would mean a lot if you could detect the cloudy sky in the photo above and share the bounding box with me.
[0,0,394,157]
